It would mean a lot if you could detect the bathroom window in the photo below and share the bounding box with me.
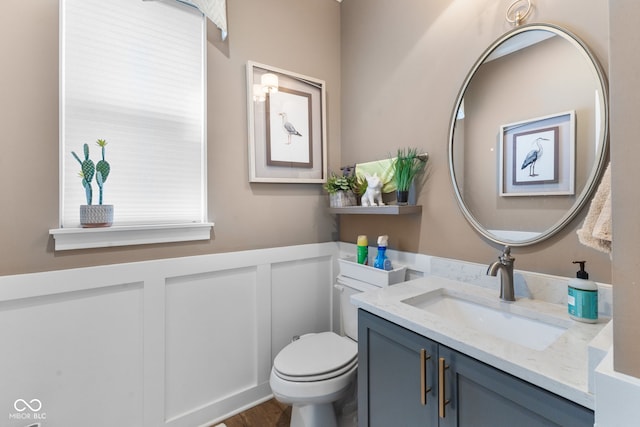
[53,0,212,249]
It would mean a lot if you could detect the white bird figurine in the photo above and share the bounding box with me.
[521,137,549,177]
[278,112,302,145]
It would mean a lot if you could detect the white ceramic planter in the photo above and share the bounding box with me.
[329,191,356,208]
[80,204,114,228]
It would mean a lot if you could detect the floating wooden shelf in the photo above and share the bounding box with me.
[328,205,422,215]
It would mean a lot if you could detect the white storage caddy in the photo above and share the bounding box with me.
[338,256,407,287]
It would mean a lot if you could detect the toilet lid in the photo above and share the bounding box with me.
[273,332,357,382]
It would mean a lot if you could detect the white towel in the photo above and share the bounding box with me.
[577,162,612,255]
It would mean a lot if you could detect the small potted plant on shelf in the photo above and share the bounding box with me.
[392,147,426,205]
[71,139,113,227]
[324,168,359,208]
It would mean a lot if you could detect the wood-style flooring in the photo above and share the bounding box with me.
[212,399,291,427]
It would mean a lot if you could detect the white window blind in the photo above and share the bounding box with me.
[60,0,206,228]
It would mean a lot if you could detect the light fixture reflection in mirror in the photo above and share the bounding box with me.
[448,23,608,247]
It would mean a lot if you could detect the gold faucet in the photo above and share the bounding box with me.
[487,246,516,302]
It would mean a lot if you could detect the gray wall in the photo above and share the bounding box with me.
[0,0,341,275]
[339,0,612,282]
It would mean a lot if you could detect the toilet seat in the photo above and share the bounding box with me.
[273,332,357,382]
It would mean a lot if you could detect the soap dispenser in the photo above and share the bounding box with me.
[373,235,393,271]
[568,261,598,323]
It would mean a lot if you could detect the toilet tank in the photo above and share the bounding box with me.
[336,275,384,341]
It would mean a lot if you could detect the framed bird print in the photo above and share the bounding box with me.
[266,87,313,168]
[246,61,327,183]
[499,111,575,196]
[512,126,559,186]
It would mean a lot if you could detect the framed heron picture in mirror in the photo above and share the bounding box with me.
[500,111,575,196]
[246,61,327,183]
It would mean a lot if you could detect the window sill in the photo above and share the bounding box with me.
[49,223,214,251]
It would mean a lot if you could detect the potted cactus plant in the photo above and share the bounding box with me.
[71,139,113,227]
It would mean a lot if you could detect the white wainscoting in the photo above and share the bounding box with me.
[0,242,338,427]
[4,241,617,426]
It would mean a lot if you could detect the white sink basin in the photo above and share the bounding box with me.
[401,288,569,351]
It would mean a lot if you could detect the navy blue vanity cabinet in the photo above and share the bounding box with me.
[357,309,594,427]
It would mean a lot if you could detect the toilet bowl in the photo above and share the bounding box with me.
[270,332,357,427]
[270,276,383,427]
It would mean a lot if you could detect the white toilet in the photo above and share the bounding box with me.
[270,275,381,427]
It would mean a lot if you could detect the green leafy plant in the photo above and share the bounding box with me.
[392,147,426,191]
[71,139,111,205]
[353,175,366,196]
[324,172,359,194]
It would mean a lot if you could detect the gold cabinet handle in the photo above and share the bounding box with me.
[438,357,451,418]
[420,349,432,405]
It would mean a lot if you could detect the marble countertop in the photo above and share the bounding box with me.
[351,275,610,410]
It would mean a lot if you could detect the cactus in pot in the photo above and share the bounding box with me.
[71,139,110,205]
[71,139,113,227]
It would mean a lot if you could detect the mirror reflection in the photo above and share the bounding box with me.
[450,24,608,246]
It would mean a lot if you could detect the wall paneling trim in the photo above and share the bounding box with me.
[0,243,338,427]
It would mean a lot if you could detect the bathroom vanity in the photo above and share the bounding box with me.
[352,276,609,427]
[358,310,593,426]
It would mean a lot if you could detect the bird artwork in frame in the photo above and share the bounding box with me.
[499,111,575,197]
[512,126,559,185]
[246,61,327,183]
[265,87,313,168]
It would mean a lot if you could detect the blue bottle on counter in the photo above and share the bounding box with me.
[373,235,393,271]
[568,261,598,323]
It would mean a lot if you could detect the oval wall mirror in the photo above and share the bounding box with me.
[449,23,609,247]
